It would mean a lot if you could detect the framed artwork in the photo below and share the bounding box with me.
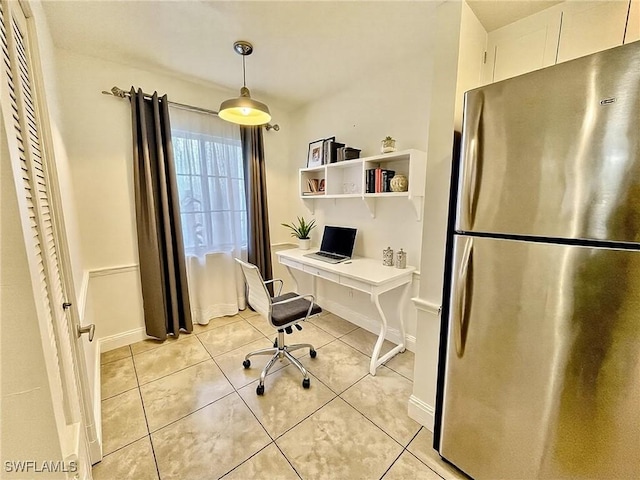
[307,139,324,168]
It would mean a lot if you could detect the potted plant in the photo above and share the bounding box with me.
[282,216,316,250]
[381,136,396,153]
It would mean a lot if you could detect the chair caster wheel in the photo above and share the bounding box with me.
[242,359,251,369]
[302,378,310,389]
[310,349,317,358]
[256,384,265,395]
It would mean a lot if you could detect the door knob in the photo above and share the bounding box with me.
[77,324,95,342]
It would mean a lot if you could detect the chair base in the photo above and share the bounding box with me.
[243,330,316,395]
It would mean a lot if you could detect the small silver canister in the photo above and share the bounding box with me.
[383,246,394,266]
[395,249,407,269]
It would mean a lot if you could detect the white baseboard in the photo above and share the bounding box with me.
[408,394,435,431]
[99,327,147,352]
[319,297,415,352]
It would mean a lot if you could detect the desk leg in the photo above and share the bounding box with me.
[369,282,410,376]
[284,266,299,293]
[370,292,388,376]
[397,282,410,353]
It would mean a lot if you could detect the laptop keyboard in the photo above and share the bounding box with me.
[316,251,345,260]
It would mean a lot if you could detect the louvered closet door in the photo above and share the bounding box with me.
[0,1,94,474]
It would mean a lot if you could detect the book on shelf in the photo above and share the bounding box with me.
[365,168,375,193]
[302,191,325,196]
[381,170,396,192]
[321,137,345,165]
[371,168,396,193]
[307,178,323,193]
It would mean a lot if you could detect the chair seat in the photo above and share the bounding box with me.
[271,292,322,327]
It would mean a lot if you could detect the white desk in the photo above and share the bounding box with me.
[276,248,415,375]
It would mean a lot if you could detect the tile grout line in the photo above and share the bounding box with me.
[272,440,304,480]
[337,376,411,450]
[378,446,406,480]
[129,347,162,479]
[98,346,133,366]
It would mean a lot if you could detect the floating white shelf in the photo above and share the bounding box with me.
[298,149,426,220]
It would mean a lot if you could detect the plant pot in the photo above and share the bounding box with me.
[381,138,396,153]
[299,238,311,250]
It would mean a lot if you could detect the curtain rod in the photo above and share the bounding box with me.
[101,86,280,131]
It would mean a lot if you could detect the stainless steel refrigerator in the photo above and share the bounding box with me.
[435,41,640,480]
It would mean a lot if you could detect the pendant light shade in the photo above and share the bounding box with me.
[219,41,272,126]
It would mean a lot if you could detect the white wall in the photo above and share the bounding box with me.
[282,3,437,348]
[52,48,292,346]
[410,1,486,430]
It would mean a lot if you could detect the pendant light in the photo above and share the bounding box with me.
[218,41,272,126]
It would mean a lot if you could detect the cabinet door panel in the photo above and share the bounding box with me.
[483,9,561,84]
[627,0,640,43]
[557,1,629,63]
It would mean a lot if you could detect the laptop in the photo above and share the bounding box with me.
[304,226,357,264]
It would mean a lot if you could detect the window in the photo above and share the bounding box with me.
[170,108,247,256]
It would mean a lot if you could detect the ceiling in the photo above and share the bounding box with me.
[467,0,562,32]
[42,1,562,111]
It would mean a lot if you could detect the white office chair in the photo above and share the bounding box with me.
[235,258,322,395]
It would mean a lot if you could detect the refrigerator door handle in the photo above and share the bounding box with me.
[459,92,483,230]
[461,126,480,230]
[454,237,473,358]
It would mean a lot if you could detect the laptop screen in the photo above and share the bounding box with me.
[320,226,357,258]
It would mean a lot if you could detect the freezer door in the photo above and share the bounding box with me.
[457,41,640,243]
[440,235,640,480]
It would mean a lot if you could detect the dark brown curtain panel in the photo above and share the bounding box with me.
[241,125,273,285]
[130,88,192,338]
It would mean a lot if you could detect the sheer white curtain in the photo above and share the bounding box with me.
[170,106,247,324]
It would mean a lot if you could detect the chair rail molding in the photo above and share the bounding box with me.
[411,297,441,316]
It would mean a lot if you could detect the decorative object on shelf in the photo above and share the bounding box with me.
[344,147,361,160]
[281,216,316,250]
[335,146,362,162]
[381,136,397,153]
[383,247,394,266]
[342,182,356,194]
[218,41,271,126]
[390,174,408,192]
[307,139,325,167]
[395,249,407,269]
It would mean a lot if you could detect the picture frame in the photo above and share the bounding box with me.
[307,139,325,168]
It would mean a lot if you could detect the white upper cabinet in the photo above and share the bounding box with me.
[482,8,561,84]
[481,1,636,84]
[627,0,640,43]
[557,1,630,63]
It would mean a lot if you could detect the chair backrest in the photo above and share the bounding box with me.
[235,258,271,319]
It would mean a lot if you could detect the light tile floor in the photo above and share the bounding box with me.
[94,310,469,480]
